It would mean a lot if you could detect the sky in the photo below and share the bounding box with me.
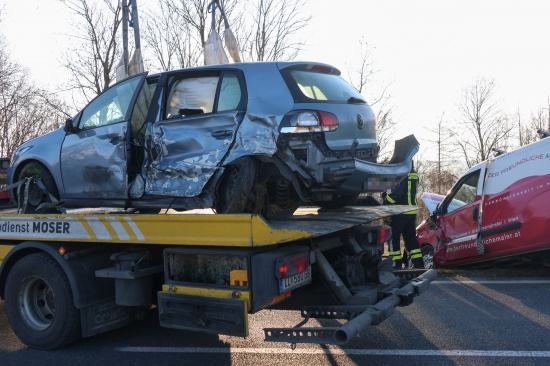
[2,0,550,159]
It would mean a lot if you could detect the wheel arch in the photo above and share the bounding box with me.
[0,241,114,309]
[11,159,62,201]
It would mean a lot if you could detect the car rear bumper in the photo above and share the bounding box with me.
[335,135,419,193]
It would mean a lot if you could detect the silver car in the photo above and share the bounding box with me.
[8,62,418,216]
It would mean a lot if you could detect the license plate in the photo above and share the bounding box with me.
[279,266,312,293]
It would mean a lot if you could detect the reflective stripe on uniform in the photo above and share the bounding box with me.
[388,250,402,260]
[410,248,422,259]
[407,172,418,206]
[386,195,397,204]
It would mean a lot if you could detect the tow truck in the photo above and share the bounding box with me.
[0,188,435,350]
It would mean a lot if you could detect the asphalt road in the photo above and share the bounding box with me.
[1,266,549,366]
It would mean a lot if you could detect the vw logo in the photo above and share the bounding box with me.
[357,114,364,129]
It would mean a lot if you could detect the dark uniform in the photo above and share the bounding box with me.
[383,167,424,269]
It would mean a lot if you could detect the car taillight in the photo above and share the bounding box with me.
[280,111,339,134]
[275,252,310,279]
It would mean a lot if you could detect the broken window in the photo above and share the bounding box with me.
[166,76,219,119]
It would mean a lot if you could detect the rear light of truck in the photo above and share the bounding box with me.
[275,252,310,279]
[280,111,339,133]
[378,226,392,244]
[275,251,312,294]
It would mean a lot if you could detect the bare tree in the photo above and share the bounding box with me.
[241,0,310,61]
[141,0,205,71]
[142,0,245,67]
[142,0,309,67]
[452,77,512,168]
[60,0,122,102]
[0,38,67,158]
[346,39,396,161]
[516,100,550,147]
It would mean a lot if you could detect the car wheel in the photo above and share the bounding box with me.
[4,253,81,350]
[421,245,435,269]
[215,157,257,214]
[18,162,59,213]
[314,194,359,209]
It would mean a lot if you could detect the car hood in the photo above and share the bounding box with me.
[9,127,66,183]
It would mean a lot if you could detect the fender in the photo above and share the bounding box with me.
[0,241,115,309]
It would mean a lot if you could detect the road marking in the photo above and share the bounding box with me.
[116,347,550,357]
[432,280,550,284]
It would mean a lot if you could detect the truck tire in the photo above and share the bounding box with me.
[4,253,81,350]
[18,162,59,213]
[215,157,257,214]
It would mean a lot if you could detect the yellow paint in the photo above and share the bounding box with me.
[162,284,251,307]
[230,270,248,287]
[0,245,14,265]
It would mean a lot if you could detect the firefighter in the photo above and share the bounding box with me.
[383,163,424,269]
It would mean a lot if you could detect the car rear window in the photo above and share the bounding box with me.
[281,69,364,103]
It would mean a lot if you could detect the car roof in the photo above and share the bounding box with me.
[147,61,342,78]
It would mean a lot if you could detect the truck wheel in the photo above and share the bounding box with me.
[215,157,257,213]
[4,253,81,350]
[18,162,59,213]
[421,245,435,269]
[314,194,359,209]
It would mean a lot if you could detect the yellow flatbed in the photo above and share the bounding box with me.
[0,205,412,247]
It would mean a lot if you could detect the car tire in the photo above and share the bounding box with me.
[314,194,359,209]
[421,245,435,269]
[4,253,81,350]
[18,162,59,213]
[215,157,257,214]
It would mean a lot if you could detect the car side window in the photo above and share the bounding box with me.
[166,76,219,119]
[218,72,242,111]
[442,170,481,214]
[80,76,142,130]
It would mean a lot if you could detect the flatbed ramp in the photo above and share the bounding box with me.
[0,205,412,247]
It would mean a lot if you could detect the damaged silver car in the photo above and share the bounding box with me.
[8,62,418,216]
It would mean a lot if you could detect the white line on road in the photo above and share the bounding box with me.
[116,347,550,357]
[432,280,550,284]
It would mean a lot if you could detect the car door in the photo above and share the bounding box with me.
[146,70,245,197]
[60,74,147,199]
[435,169,483,262]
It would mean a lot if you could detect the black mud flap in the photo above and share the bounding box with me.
[80,298,136,337]
[158,292,248,337]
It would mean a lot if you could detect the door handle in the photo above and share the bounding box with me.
[109,136,120,144]
[473,207,478,221]
[211,130,233,139]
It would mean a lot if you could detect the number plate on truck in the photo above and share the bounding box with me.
[279,266,312,293]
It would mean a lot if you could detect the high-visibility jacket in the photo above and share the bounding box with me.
[384,170,418,214]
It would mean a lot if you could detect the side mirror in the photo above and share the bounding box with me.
[64,118,76,133]
[426,215,438,230]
